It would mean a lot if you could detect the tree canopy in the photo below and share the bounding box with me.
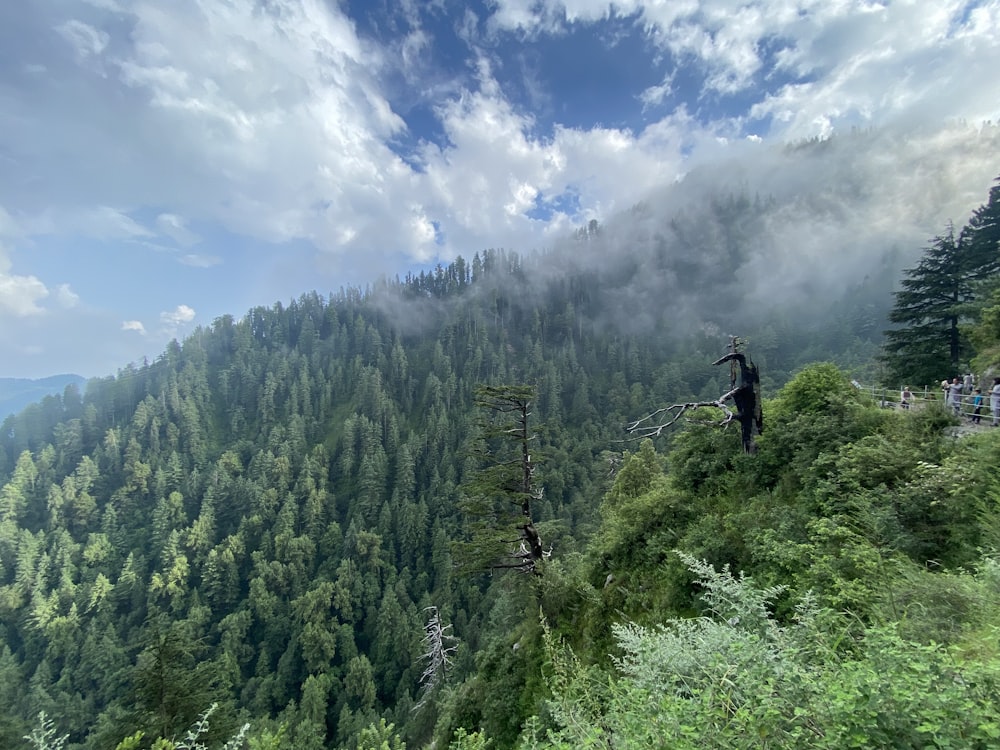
[882,175,1000,385]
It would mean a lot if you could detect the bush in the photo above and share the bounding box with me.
[524,554,1000,749]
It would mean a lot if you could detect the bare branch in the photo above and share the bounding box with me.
[624,389,740,440]
[625,336,763,453]
[415,606,459,710]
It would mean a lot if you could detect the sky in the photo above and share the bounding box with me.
[1,0,999,379]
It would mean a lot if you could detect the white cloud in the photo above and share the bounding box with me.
[0,270,49,317]
[406,59,699,256]
[3,2,676,277]
[26,206,155,242]
[122,320,146,334]
[55,284,80,308]
[56,19,110,61]
[490,0,1000,137]
[1,208,50,317]
[160,304,195,327]
[105,0,408,249]
[156,213,201,246]
[2,0,412,263]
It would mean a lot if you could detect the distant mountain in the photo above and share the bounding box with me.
[0,374,87,421]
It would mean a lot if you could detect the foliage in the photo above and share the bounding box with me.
[883,179,1000,385]
[767,361,866,420]
[110,704,250,750]
[24,712,68,750]
[448,727,491,750]
[966,281,1000,374]
[883,228,972,385]
[602,439,662,507]
[525,555,1000,750]
[357,719,406,750]
[456,385,546,574]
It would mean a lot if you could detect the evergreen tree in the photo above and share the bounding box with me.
[963,175,1000,269]
[129,625,223,743]
[881,225,993,385]
[962,176,1000,370]
[455,386,546,574]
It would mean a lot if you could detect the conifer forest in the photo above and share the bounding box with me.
[5,168,1000,749]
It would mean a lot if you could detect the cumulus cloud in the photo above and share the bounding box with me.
[0,0,731,284]
[2,1,397,255]
[3,0,997,290]
[160,304,196,328]
[0,209,49,318]
[491,0,1000,137]
[121,305,197,342]
[0,270,49,317]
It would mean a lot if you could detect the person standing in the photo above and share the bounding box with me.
[972,388,984,424]
[992,378,1000,427]
[901,386,913,409]
[949,377,964,416]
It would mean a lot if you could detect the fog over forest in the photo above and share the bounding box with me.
[562,124,1000,315]
[377,122,1000,349]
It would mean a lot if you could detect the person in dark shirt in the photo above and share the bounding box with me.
[972,388,984,424]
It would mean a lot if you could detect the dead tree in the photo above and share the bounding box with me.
[415,606,458,709]
[626,337,763,453]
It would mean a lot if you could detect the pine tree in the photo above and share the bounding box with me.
[959,179,1000,371]
[963,176,1000,269]
[881,225,991,386]
[455,385,547,574]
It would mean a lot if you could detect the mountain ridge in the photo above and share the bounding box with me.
[0,374,87,422]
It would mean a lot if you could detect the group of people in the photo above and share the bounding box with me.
[900,375,1000,426]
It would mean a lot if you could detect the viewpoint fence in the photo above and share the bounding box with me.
[857,383,991,422]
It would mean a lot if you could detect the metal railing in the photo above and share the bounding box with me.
[857,383,992,422]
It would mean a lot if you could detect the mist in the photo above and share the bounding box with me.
[370,121,1000,368]
[524,122,1000,336]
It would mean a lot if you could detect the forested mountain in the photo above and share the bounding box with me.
[0,376,86,424]
[3,167,1000,749]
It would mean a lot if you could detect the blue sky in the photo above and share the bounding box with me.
[1,0,999,378]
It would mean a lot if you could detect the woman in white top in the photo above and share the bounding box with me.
[949,377,964,415]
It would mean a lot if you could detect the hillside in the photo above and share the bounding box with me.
[2,173,1000,749]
